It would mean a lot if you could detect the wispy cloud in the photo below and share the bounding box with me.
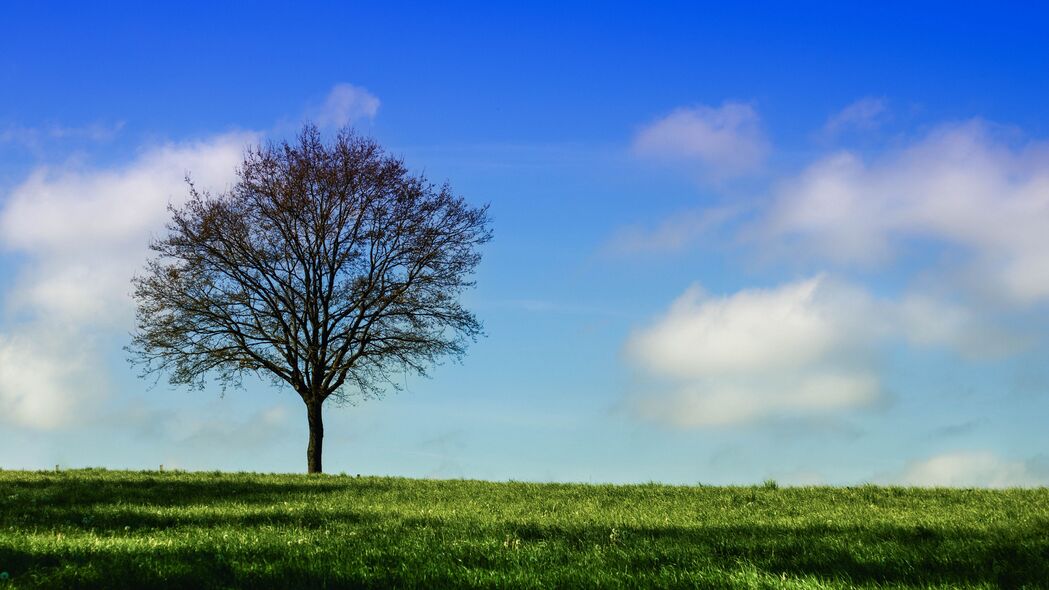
[0,121,125,152]
[311,83,380,128]
[928,419,985,439]
[821,97,888,138]
[896,451,1049,487]
[633,101,769,181]
[603,206,739,255]
[487,299,635,318]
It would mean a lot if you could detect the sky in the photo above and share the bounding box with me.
[2,2,1049,486]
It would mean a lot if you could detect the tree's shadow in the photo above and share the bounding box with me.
[0,472,394,509]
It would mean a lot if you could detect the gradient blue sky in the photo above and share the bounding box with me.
[2,2,1049,486]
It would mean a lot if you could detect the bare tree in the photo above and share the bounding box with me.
[129,125,491,473]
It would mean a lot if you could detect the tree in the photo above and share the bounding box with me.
[129,125,491,473]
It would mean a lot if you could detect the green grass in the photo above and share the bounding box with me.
[0,470,1047,588]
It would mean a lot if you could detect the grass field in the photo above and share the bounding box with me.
[0,469,1046,588]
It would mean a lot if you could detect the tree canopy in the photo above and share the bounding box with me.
[130,125,491,472]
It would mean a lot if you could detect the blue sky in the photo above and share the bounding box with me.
[2,2,1049,486]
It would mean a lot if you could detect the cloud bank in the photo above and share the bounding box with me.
[623,104,1048,440]
[0,81,377,434]
[0,133,253,429]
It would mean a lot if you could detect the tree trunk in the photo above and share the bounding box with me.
[306,399,324,474]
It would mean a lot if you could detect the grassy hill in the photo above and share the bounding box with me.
[0,469,1046,588]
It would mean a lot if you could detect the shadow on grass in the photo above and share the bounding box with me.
[430,518,1049,588]
[2,476,1047,588]
[0,472,392,509]
[2,518,1046,588]
[0,544,361,590]
[25,505,380,532]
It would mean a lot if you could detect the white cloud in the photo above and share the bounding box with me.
[633,102,769,180]
[762,120,1049,303]
[628,277,874,379]
[626,275,1019,428]
[0,133,252,429]
[1,133,252,326]
[1,135,248,254]
[627,276,883,427]
[604,206,739,255]
[313,83,380,128]
[622,116,1049,430]
[898,451,1049,488]
[0,330,105,430]
[822,97,888,138]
